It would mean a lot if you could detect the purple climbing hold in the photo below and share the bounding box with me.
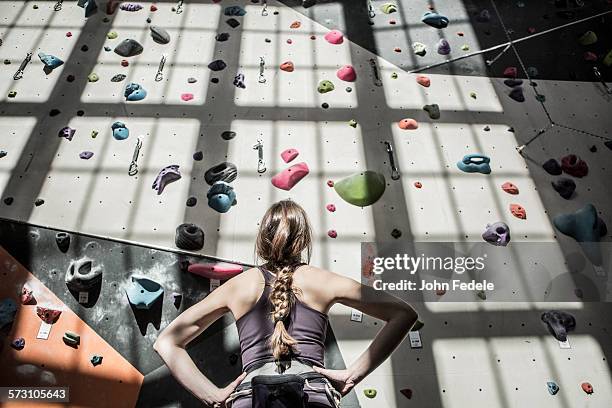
[79,151,94,160]
[541,310,575,341]
[437,39,451,55]
[509,86,525,102]
[58,126,76,141]
[543,158,562,175]
[482,222,511,246]
[152,165,181,195]
[120,3,143,11]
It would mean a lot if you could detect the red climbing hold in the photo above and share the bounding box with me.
[150,4,157,11]
[326,204,336,212]
[510,204,526,220]
[337,65,357,82]
[400,388,413,399]
[121,59,129,67]
[280,61,295,72]
[561,154,588,178]
[36,306,61,324]
[436,289,446,296]
[328,229,337,238]
[398,118,418,130]
[271,162,309,191]
[286,39,293,44]
[503,67,517,78]
[414,181,422,188]
[581,382,593,394]
[280,148,299,163]
[501,182,519,194]
[394,47,402,53]
[66,32,72,37]
[416,75,431,87]
[327,180,334,187]
[584,51,598,61]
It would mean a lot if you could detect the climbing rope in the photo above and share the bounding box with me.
[369,58,383,87]
[261,0,268,16]
[384,141,400,180]
[53,0,63,11]
[13,52,32,80]
[128,137,143,176]
[258,57,266,84]
[155,54,166,82]
[253,140,266,173]
[175,0,183,14]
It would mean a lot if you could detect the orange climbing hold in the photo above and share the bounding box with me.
[280,61,295,72]
[416,75,431,87]
[290,21,301,29]
[581,382,593,394]
[501,182,519,194]
[510,204,526,219]
[398,118,419,130]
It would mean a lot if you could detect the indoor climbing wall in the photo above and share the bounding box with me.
[1,0,611,407]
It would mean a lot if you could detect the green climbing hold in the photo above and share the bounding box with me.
[348,119,357,128]
[88,73,99,82]
[535,94,546,102]
[318,80,335,93]
[107,31,118,40]
[461,44,470,51]
[91,130,98,138]
[391,72,398,79]
[8,90,17,98]
[363,389,377,398]
[380,3,397,14]
[578,31,597,46]
[423,104,440,119]
[603,49,612,67]
[334,171,386,207]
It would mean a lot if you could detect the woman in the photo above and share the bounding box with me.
[154,200,418,407]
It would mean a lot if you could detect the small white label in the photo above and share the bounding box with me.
[409,331,422,348]
[559,338,571,349]
[210,279,221,291]
[350,309,363,322]
[78,292,89,304]
[36,321,52,340]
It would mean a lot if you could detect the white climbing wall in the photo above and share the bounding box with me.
[1,1,611,407]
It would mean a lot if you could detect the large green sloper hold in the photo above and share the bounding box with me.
[334,171,386,207]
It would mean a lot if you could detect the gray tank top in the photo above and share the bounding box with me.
[235,267,328,373]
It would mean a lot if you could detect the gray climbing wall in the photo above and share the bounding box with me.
[1,0,612,407]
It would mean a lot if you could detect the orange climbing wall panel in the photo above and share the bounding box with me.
[0,246,143,408]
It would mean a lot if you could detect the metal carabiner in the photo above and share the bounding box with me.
[593,66,612,94]
[367,0,375,19]
[384,141,400,180]
[155,54,167,82]
[128,137,143,176]
[13,52,33,80]
[258,57,266,84]
[175,0,184,14]
[369,58,383,87]
[54,0,63,11]
[253,140,266,173]
[261,0,268,16]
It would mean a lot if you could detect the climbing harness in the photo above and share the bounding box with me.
[175,0,183,14]
[253,140,266,173]
[369,58,383,87]
[593,66,612,95]
[261,0,268,16]
[258,57,266,84]
[128,137,143,176]
[54,0,63,11]
[367,0,375,19]
[384,141,400,180]
[155,54,167,82]
[13,52,33,80]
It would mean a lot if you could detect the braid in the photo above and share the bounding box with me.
[268,263,299,360]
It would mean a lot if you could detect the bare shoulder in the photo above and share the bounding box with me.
[294,265,356,308]
[222,267,266,312]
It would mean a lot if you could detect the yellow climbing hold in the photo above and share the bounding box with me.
[391,72,398,79]
[348,119,357,128]
[461,44,470,51]
[364,389,377,398]
[470,91,477,99]
[88,73,99,82]
[91,130,99,138]
[107,31,118,40]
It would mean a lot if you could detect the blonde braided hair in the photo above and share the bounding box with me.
[255,200,312,360]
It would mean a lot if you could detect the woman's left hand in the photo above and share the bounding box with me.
[206,372,247,407]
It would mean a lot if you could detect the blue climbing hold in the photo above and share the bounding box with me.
[207,181,237,213]
[0,298,17,328]
[553,204,607,266]
[224,6,246,16]
[111,121,129,140]
[38,52,64,71]
[125,275,163,309]
[124,82,147,101]
[457,154,491,174]
[421,11,449,29]
[547,381,559,395]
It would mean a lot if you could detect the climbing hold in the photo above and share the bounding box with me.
[603,49,612,67]
[233,73,246,89]
[207,181,237,213]
[334,171,386,207]
[0,298,17,328]
[38,52,64,72]
[55,232,70,253]
[327,230,338,238]
[581,382,593,394]
[62,331,80,347]
[150,26,171,44]
[281,149,299,163]
[286,39,293,45]
[290,20,301,29]
[509,87,525,102]
[193,151,203,161]
[326,204,336,212]
[527,66,539,77]
[124,82,147,101]
[114,39,144,57]
[216,33,230,42]
[380,3,397,13]
[271,162,310,191]
[552,178,576,200]
[501,182,519,194]
[121,59,129,67]
[547,381,559,395]
[391,229,402,239]
[363,389,377,398]
[412,42,427,56]
[394,47,402,53]
[324,30,344,44]
[578,31,597,46]
[461,44,470,51]
[34,198,45,207]
[317,80,335,93]
[553,204,607,247]
[560,154,588,178]
[321,103,329,109]
[111,73,126,82]
[457,154,491,174]
[111,121,129,140]
[87,72,99,82]
[337,65,357,82]
[422,11,449,28]
[175,223,205,250]
[400,388,413,399]
[186,197,197,207]
[398,118,418,130]
[49,109,61,117]
[21,286,34,304]
[583,51,597,62]
[437,39,451,55]
[412,320,424,331]
[58,126,76,141]
[414,181,422,188]
[188,262,243,280]
[416,75,430,87]
[457,31,464,36]
[423,104,440,119]
[541,310,575,341]
[482,222,511,246]
[469,91,477,99]
[79,151,94,159]
[226,18,241,28]
[0,150,6,159]
[477,290,486,300]
[221,130,236,140]
[11,337,25,350]
[503,66,517,78]
[348,119,357,128]
[8,90,17,98]
[181,93,194,102]
[483,125,490,132]
[81,44,89,52]
[204,162,238,185]
[476,9,491,23]
[504,79,523,87]
[107,31,118,39]
[510,204,526,220]
[152,165,181,195]
[126,275,163,309]
[187,77,197,83]
[91,355,103,366]
[391,72,398,79]
[280,61,295,72]
[224,6,246,16]
[120,3,142,11]
[36,306,62,324]
[3,197,14,206]
[150,4,157,11]
[65,257,103,292]
[327,180,334,187]
[543,158,562,175]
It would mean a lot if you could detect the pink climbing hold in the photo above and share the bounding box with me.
[584,52,597,61]
[286,39,293,44]
[271,162,310,191]
[416,75,431,87]
[327,180,334,187]
[324,30,344,45]
[21,286,34,304]
[188,262,243,280]
[66,32,72,37]
[181,93,194,101]
[328,229,337,238]
[510,204,526,220]
[326,204,336,212]
[398,118,419,130]
[336,65,357,82]
[281,148,299,163]
[414,181,422,188]
[501,182,519,194]
[503,66,517,78]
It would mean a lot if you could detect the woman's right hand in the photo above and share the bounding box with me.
[312,366,358,396]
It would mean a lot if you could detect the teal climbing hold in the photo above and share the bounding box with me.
[457,154,491,174]
[421,11,449,29]
[553,204,607,266]
[124,82,147,101]
[207,181,237,213]
[334,171,386,207]
[125,275,164,309]
[111,121,129,140]
[38,52,64,71]
[547,381,559,395]
[317,80,335,93]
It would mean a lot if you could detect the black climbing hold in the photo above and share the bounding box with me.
[211,77,219,83]
[265,38,271,43]
[551,178,576,200]
[208,60,227,72]
[541,310,575,342]
[503,79,523,88]
[391,229,402,239]
[175,223,205,251]
[509,87,525,102]
[226,18,240,28]
[146,17,152,23]
[0,151,6,159]
[3,59,10,65]
[589,145,597,153]
[605,140,612,151]
[114,39,144,57]
[221,131,236,141]
[193,151,203,161]
[103,17,110,23]
[111,74,126,82]
[34,198,45,207]
[77,110,85,117]
[67,75,75,82]
[55,232,70,253]
[3,197,14,206]
[150,26,171,44]
[483,126,490,132]
[172,293,182,308]
[204,162,238,185]
[81,45,89,52]
[273,11,279,15]
[178,259,190,272]
[507,127,515,132]
[346,87,352,92]
[229,353,239,365]
[542,159,562,175]
[49,109,61,117]
[186,197,197,207]
[216,33,230,42]
[322,103,329,109]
